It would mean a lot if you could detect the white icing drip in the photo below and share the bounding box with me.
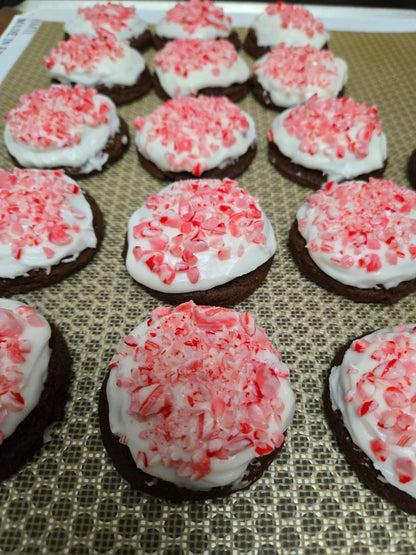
[155,20,231,40]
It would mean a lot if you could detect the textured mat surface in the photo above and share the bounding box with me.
[0,21,416,555]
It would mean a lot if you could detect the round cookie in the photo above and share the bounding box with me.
[325,325,416,513]
[123,178,276,306]
[153,38,250,102]
[252,43,348,110]
[268,95,388,189]
[4,84,129,178]
[153,0,240,51]
[244,2,329,59]
[134,95,257,180]
[0,299,71,480]
[289,179,416,304]
[0,168,104,296]
[64,1,152,52]
[43,31,152,105]
[99,301,295,501]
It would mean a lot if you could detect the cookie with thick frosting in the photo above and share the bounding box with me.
[244,2,329,59]
[268,95,387,188]
[153,0,240,50]
[43,31,152,105]
[289,179,416,304]
[99,301,295,501]
[0,299,71,480]
[134,95,257,181]
[0,168,104,295]
[326,325,416,513]
[123,178,276,306]
[4,84,129,178]
[64,1,152,52]
[252,43,347,110]
[153,38,250,102]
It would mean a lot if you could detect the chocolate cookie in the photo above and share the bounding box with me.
[289,220,416,304]
[0,323,72,481]
[324,338,416,514]
[128,29,153,52]
[152,31,241,51]
[243,28,328,60]
[0,191,105,296]
[269,141,387,190]
[99,369,283,502]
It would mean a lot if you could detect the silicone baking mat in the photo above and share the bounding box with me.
[0,21,416,555]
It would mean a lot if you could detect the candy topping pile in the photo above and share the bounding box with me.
[265,2,325,37]
[0,168,86,262]
[155,38,238,77]
[134,96,251,176]
[0,305,45,445]
[131,179,267,285]
[78,2,136,33]
[43,31,124,73]
[110,301,291,480]
[166,0,231,33]
[4,84,111,148]
[299,179,416,273]
[281,95,383,160]
[254,44,338,89]
[345,325,416,485]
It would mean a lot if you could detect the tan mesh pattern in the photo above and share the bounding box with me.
[0,22,416,554]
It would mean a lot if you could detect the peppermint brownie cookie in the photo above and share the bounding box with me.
[153,38,250,102]
[4,84,129,178]
[0,168,103,295]
[326,324,416,513]
[99,301,295,501]
[43,31,152,105]
[244,2,329,59]
[153,0,240,50]
[134,95,257,180]
[268,95,387,189]
[289,179,416,304]
[124,178,276,306]
[64,2,152,52]
[0,299,71,480]
[252,43,348,110]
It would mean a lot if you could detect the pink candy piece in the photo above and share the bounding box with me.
[4,84,110,148]
[78,2,136,33]
[165,0,231,34]
[111,301,289,480]
[265,2,325,37]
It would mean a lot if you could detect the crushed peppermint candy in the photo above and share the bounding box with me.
[165,0,232,34]
[134,95,251,176]
[110,301,292,480]
[254,43,338,90]
[345,325,416,485]
[0,168,86,262]
[43,31,125,73]
[299,179,416,273]
[4,84,111,149]
[130,178,266,286]
[78,2,136,33]
[155,38,238,77]
[265,2,325,38]
[282,95,383,159]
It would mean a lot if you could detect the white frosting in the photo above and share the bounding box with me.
[46,43,146,88]
[125,180,276,293]
[330,325,416,499]
[155,54,250,98]
[155,20,230,40]
[107,304,295,490]
[4,95,121,173]
[64,6,148,41]
[271,107,387,182]
[251,11,329,49]
[0,171,97,279]
[0,299,51,441]
[296,180,416,289]
[254,51,348,107]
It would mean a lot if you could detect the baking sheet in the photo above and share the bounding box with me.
[0,17,416,555]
